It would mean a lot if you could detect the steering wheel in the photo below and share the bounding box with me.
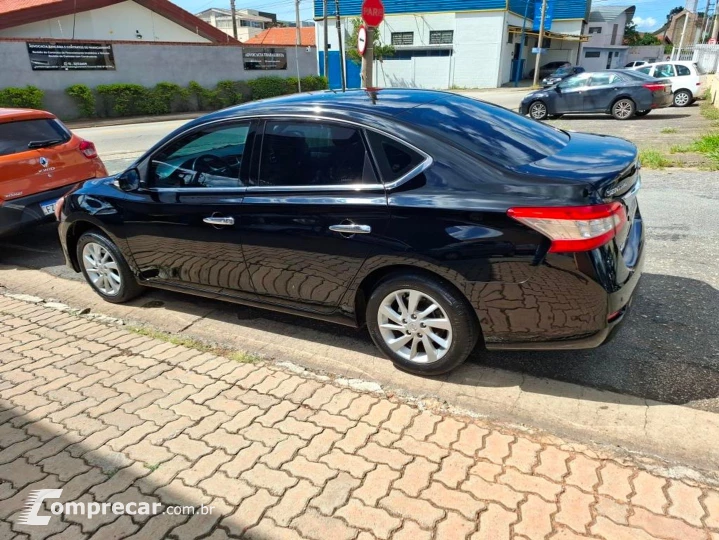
[191,154,229,176]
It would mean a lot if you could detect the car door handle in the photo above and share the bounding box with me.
[329,223,371,235]
[203,216,235,226]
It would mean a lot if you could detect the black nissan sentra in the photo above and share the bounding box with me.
[57,89,644,376]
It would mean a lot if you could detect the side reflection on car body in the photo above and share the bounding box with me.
[58,89,645,375]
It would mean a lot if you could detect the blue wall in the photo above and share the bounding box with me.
[318,51,362,89]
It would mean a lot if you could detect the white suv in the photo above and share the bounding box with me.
[631,61,707,107]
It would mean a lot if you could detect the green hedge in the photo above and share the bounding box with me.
[0,86,44,109]
[66,84,95,117]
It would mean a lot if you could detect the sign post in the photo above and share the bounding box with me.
[361,0,384,88]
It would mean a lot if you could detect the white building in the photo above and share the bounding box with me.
[195,8,274,42]
[314,0,590,89]
[580,6,636,71]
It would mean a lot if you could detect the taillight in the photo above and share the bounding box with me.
[507,202,628,253]
[79,140,98,159]
[643,83,666,92]
[54,196,65,221]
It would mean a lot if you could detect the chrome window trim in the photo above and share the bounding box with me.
[142,113,433,195]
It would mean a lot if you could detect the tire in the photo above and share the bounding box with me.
[635,110,651,117]
[611,98,635,120]
[529,100,549,121]
[673,89,692,107]
[548,114,564,119]
[76,230,143,303]
[366,273,479,376]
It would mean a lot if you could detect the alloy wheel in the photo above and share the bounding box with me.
[82,242,122,296]
[674,91,690,107]
[377,289,453,364]
[613,100,633,119]
[530,102,547,120]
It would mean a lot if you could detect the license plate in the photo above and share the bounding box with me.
[40,200,57,216]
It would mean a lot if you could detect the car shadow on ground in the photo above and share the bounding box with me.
[552,113,692,121]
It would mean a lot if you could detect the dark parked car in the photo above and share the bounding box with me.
[57,89,645,375]
[529,61,571,79]
[541,66,585,87]
[521,70,673,120]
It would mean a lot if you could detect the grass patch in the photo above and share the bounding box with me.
[144,463,160,472]
[127,325,260,364]
[661,127,678,134]
[670,144,692,154]
[692,133,719,165]
[639,149,674,169]
[700,102,719,122]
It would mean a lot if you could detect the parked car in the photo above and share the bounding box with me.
[0,108,106,236]
[57,90,645,376]
[625,61,649,68]
[541,66,586,87]
[521,70,673,120]
[630,61,707,106]
[529,61,571,79]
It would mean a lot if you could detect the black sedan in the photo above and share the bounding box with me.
[541,66,585,87]
[521,70,673,120]
[529,60,571,79]
[56,89,645,376]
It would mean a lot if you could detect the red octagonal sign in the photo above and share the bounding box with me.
[362,0,384,27]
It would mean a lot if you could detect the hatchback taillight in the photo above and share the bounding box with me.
[79,140,98,159]
[643,83,667,92]
[507,203,628,253]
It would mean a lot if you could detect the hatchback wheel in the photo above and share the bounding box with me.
[611,98,635,120]
[366,274,479,375]
[77,231,143,303]
[673,90,692,107]
[529,101,549,120]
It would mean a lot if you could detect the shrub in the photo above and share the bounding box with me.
[214,80,252,109]
[0,86,44,109]
[144,82,189,115]
[188,81,216,111]
[248,76,293,100]
[66,84,96,117]
[96,83,147,117]
[301,75,329,92]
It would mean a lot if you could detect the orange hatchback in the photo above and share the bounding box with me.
[0,108,107,236]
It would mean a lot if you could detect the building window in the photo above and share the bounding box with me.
[391,32,414,46]
[429,30,454,44]
[585,51,601,58]
[611,23,618,45]
[588,26,602,34]
[544,37,552,48]
[393,49,452,59]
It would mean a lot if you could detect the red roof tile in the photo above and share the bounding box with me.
[244,27,315,47]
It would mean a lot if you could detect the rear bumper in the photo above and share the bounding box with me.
[0,184,80,237]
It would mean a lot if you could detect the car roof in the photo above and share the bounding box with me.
[0,108,56,124]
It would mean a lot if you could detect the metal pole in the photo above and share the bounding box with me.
[230,0,238,40]
[323,0,329,79]
[295,0,302,92]
[676,11,691,60]
[700,0,712,42]
[712,11,719,41]
[335,0,346,91]
[361,26,375,87]
[532,0,547,88]
[514,0,531,86]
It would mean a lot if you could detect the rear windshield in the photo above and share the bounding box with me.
[400,94,569,167]
[0,118,71,157]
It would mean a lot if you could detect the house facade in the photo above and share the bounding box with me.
[195,8,275,42]
[314,0,590,89]
[579,6,635,71]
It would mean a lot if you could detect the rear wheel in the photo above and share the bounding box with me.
[635,110,651,117]
[611,98,635,120]
[77,231,143,303]
[673,89,692,107]
[529,101,549,120]
[366,273,479,376]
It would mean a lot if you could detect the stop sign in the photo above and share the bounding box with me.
[709,38,717,45]
[362,0,384,27]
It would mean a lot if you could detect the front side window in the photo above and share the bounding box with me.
[655,64,676,78]
[0,119,70,157]
[255,121,376,187]
[675,64,691,76]
[391,32,414,46]
[558,73,591,89]
[637,66,652,75]
[149,123,250,188]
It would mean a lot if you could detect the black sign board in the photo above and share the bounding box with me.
[243,48,287,70]
[27,42,116,71]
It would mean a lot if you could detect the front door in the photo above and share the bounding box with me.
[120,120,257,299]
[239,119,389,314]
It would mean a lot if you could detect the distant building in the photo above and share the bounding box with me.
[244,27,316,46]
[580,6,636,71]
[314,0,590,90]
[196,8,274,41]
[654,9,708,45]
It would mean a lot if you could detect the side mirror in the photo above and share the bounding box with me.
[118,168,140,192]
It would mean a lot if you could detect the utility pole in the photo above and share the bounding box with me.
[532,0,547,88]
[323,0,329,79]
[295,0,302,92]
[712,10,719,41]
[229,0,238,40]
[335,0,346,91]
[700,0,712,41]
[361,26,374,87]
[676,11,691,59]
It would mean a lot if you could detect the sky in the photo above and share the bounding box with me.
[173,0,687,33]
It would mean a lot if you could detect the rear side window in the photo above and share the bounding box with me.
[0,119,70,157]
[399,94,569,167]
[654,64,676,78]
[366,131,425,183]
[675,64,691,76]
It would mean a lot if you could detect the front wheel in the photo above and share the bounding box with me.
[673,90,692,107]
[77,231,144,303]
[611,98,636,120]
[366,274,479,376]
[529,101,549,121]
[635,110,651,117]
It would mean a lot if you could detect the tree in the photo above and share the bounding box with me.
[666,6,683,23]
[346,18,395,65]
[624,21,661,45]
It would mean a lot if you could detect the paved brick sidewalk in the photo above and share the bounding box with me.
[1,295,718,540]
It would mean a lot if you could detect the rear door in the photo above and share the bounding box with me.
[585,72,622,111]
[239,118,389,314]
[555,73,591,113]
